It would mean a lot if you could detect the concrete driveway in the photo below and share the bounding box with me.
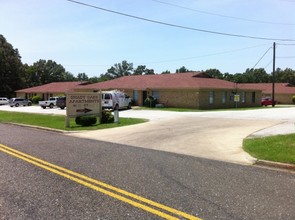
[67,107,295,165]
[1,105,294,165]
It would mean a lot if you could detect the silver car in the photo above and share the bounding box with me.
[9,98,32,107]
[0,97,9,105]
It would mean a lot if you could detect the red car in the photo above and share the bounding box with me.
[261,97,277,106]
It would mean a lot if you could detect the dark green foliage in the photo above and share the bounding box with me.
[0,35,24,97]
[204,68,223,79]
[176,66,190,73]
[133,65,155,75]
[75,115,97,126]
[29,59,67,86]
[292,95,295,104]
[100,110,114,124]
[105,60,133,79]
[32,95,42,104]
[77,72,89,81]
[144,96,157,108]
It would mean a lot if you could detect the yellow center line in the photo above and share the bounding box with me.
[0,144,202,220]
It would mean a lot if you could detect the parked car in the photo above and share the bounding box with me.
[261,97,277,106]
[56,96,66,109]
[102,90,132,110]
[0,97,9,105]
[39,97,59,109]
[9,98,32,107]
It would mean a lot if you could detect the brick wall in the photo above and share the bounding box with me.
[275,94,295,104]
[129,89,262,109]
[156,89,199,108]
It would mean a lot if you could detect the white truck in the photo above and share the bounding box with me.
[39,97,59,109]
[101,90,132,110]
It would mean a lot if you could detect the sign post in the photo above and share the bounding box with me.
[234,94,240,108]
[65,92,101,128]
[114,109,119,123]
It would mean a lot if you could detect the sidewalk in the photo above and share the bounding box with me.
[249,121,295,138]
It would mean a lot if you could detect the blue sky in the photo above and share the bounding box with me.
[1,0,294,77]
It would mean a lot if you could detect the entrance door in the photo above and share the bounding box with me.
[142,91,147,106]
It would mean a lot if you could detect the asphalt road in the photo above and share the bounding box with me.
[0,124,294,219]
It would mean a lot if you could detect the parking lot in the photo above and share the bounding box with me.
[1,105,294,164]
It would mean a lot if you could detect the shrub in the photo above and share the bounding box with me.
[292,95,295,104]
[144,96,157,108]
[100,110,114,124]
[32,95,42,104]
[75,115,97,126]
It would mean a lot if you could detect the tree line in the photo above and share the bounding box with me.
[1,34,295,98]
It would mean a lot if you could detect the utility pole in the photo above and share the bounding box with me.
[272,42,276,107]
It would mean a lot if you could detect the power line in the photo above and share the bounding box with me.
[64,43,270,67]
[66,0,295,42]
[277,56,295,58]
[252,47,272,69]
[138,44,271,64]
[276,43,295,46]
[264,60,273,69]
[152,0,295,26]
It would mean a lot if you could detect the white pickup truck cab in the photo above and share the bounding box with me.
[39,97,59,109]
[102,90,131,110]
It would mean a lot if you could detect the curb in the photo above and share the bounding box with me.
[3,122,66,134]
[255,160,295,171]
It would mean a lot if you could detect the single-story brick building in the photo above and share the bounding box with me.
[15,73,295,109]
[239,83,295,104]
[15,81,89,100]
[75,72,262,109]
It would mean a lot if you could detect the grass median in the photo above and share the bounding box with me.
[0,111,146,131]
[243,134,295,164]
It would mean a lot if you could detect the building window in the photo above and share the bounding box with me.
[222,91,227,104]
[209,91,215,104]
[152,91,159,99]
[133,90,138,102]
[241,92,246,103]
[252,92,256,103]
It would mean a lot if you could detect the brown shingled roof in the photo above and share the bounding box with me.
[16,81,89,93]
[81,72,236,90]
[238,83,295,94]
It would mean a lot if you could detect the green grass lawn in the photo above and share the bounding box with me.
[0,111,146,131]
[243,134,295,164]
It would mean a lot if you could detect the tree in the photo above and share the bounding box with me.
[232,73,247,83]
[27,59,67,85]
[161,70,171,74]
[105,60,133,79]
[133,65,154,75]
[204,69,223,79]
[223,72,235,82]
[77,72,89,81]
[97,73,112,82]
[243,68,270,83]
[276,68,295,85]
[0,35,24,97]
[88,76,100,83]
[64,71,76,81]
[23,64,37,87]
[176,66,190,73]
